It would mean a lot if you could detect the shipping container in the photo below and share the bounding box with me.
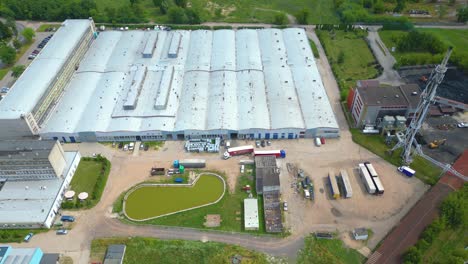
[340,169,353,198]
[175,159,206,168]
[364,162,378,177]
[328,170,340,199]
[358,163,376,194]
[371,176,385,195]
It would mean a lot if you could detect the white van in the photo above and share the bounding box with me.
[123,144,129,151]
[240,165,245,174]
[304,189,310,199]
[129,142,135,150]
[315,137,322,147]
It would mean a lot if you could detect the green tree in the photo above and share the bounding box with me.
[185,8,202,24]
[13,38,22,50]
[273,13,288,25]
[0,45,16,65]
[448,0,456,5]
[174,0,187,8]
[0,21,13,40]
[394,0,406,13]
[296,8,310,24]
[457,6,468,22]
[11,65,25,78]
[159,0,169,14]
[438,5,447,19]
[440,186,467,228]
[403,246,421,264]
[168,6,188,24]
[130,0,138,6]
[152,0,162,6]
[373,0,385,14]
[21,28,35,44]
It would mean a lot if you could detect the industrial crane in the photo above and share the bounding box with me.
[390,47,467,180]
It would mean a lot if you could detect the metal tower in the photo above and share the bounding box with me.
[391,47,452,164]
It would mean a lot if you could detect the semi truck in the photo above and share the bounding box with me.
[174,159,206,168]
[398,166,416,177]
[150,167,165,176]
[223,145,254,159]
[253,149,286,158]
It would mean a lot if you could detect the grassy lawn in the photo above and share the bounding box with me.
[379,29,468,67]
[62,156,111,209]
[90,237,270,264]
[117,166,270,234]
[297,235,365,264]
[0,40,34,81]
[422,226,468,263]
[317,30,380,99]
[350,128,441,185]
[94,0,339,24]
[124,174,225,220]
[309,39,319,59]
[0,229,48,243]
[0,68,9,80]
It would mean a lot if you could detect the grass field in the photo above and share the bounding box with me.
[63,157,111,209]
[317,30,380,99]
[90,237,271,264]
[0,229,47,243]
[124,174,225,220]
[379,29,468,67]
[94,0,339,24]
[350,128,441,185]
[70,160,103,194]
[297,235,365,264]
[117,167,269,234]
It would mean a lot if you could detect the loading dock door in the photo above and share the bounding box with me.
[265,133,270,139]
[288,133,294,139]
[273,133,278,139]
[70,137,76,143]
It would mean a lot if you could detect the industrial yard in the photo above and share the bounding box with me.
[59,131,427,250]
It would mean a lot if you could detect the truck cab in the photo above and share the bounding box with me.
[223,151,230,159]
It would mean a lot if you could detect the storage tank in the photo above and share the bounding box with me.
[382,116,396,127]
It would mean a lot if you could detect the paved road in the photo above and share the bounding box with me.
[365,27,404,86]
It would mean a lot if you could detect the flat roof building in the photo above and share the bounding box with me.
[0,141,81,229]
[243,198,259,231]
[0,246,43,264]
[104,245,126,264]
[0,20,339,142]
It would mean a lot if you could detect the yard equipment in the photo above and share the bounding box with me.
[428,139,446,149]
[150,167,165,176]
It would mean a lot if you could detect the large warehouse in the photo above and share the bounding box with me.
[0,19,339,142]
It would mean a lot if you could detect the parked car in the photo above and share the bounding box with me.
[283,201,288,211]
[255,140,261,147]
[1,87,10,93]
[267,141,271,146]
[261,140,266,147]
[144,144,149,151]
[457,122,468,128]
[24,233,34,242]
[140,143,144,149]
[240,165,245,174]
[123,144,128,151]
[118,142,123,149]
[56,229,68,235]
[60,215,75,222]
[320,137,325,145]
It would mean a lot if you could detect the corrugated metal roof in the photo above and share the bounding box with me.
[41,27,338,134]
[0,20,92,119]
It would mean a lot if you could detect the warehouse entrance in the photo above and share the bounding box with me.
[230,133,238,139]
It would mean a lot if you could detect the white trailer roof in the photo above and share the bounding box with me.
[0,20,92,119]
[244,198,259,229]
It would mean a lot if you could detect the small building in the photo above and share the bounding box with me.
[243,198,259,230]
[254,156,278,195]
[0,246,44,264]
[104,244,126,264]
[352,228,369,240]
[348,80,421,128]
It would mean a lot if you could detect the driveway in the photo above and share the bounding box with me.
[366,29,404,86]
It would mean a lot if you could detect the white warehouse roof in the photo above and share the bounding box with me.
[244,198,259,230]
[34,26,338,135]
[0,20,92,119]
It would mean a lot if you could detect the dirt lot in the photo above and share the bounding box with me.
[63,135,428,254]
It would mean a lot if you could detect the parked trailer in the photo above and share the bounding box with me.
[358,163,376,194]
[398,166,415,177]
[223,145,254,159]
[253,149,286,158]
[364,162,378,177]
[150,167,165,176]
[340,169,353,198]
[328,171,340,199]
[371,176,385,195]
[174,159,206,168]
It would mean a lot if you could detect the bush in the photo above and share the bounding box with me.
[403,246,422,264]
[273,13,288,25]
[397,31,445,54]
[440,184,467,228]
